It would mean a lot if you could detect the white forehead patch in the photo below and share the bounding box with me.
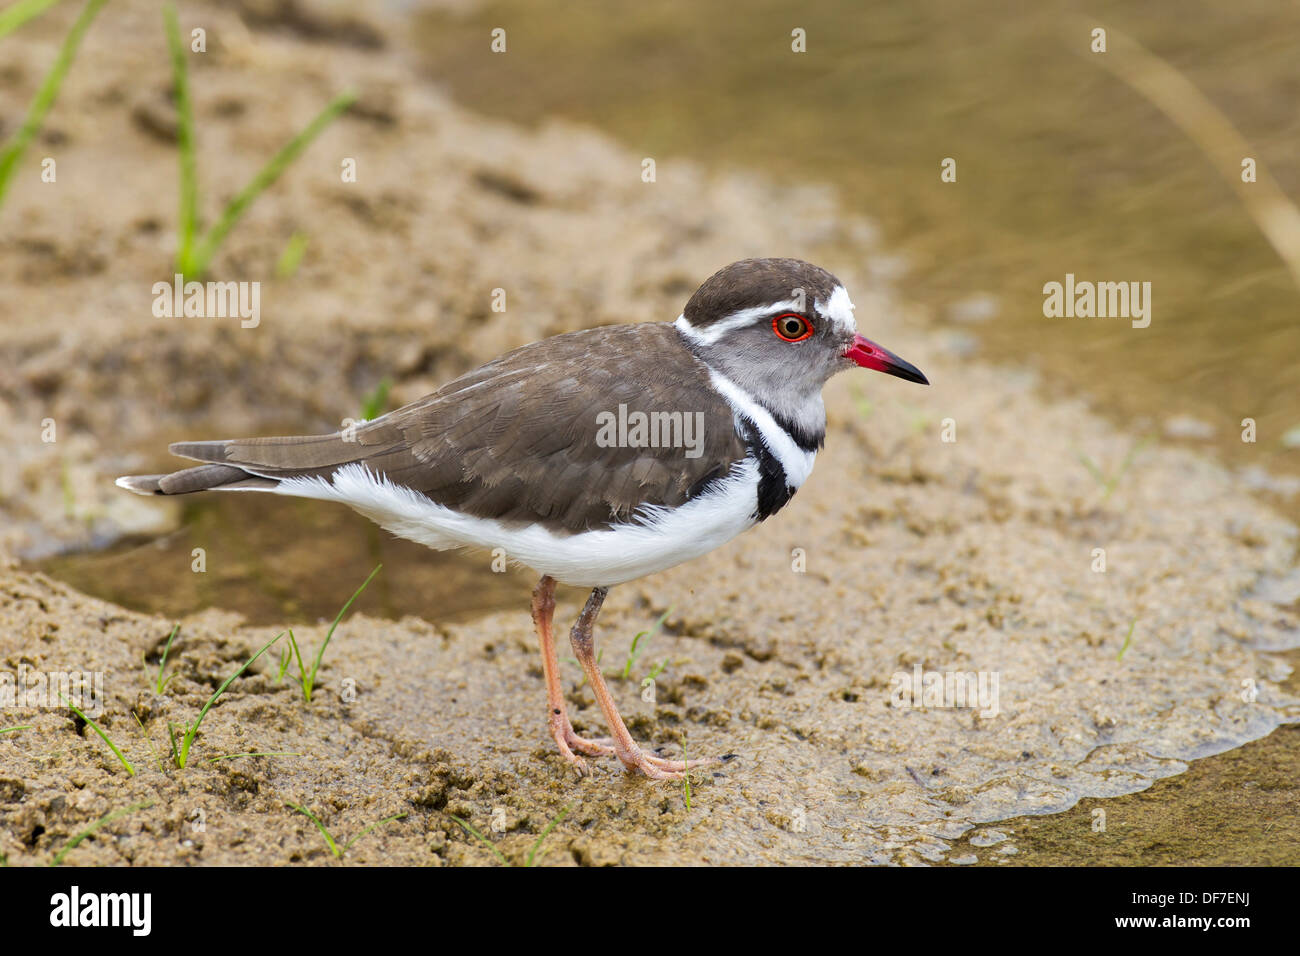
[814,285,857,336]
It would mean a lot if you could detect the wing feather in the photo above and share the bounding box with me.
[157,324,748,532]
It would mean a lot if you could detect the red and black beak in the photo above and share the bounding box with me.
[844,334,929,385]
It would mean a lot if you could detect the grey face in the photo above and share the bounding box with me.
[675,258,860,439]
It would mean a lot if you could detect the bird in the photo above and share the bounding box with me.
[116,258,928,780]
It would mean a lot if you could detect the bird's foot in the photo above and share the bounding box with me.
[614,743,718,781]
[550,721,718,780]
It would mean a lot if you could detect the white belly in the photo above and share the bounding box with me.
[269,458,763,587]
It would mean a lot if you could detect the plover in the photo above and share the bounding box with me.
[118,258,928,780]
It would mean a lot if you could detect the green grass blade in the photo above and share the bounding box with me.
[285,628,310,700]
[188,88,356,277]
[49,800,152,866]
[448,814,510,866]
[155,623,180,694]
[1104,435,1152,502]
[60,693,133,776]
[285,802,339,858]
[274,230,308,278]
[177,630,282,767]
[275,643,292,683]
[623,607,671,679]
[360,377,391,421]
[341,813,406,855]
[0,0,108,210]
[0,725,33,735]
[163,3,198,275]
[1117,618,1139,662]
[307,564,380,699]
[525,804,570,867]
[0,0,61,41]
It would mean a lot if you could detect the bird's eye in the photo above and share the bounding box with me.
[772,313,813,342]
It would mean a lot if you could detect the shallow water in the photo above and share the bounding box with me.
[36,495,535,626]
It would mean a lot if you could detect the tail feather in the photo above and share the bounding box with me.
[115,475,165,495]
[158,463,250,494]
[116,463,266,496]
[121,426,387,497]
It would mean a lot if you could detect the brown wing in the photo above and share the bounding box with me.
[168,324,749,533]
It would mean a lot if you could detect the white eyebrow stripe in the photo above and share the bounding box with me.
[815,284,858,336]
[673,298,805,345]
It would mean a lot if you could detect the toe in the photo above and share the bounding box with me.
[565,732,616,758]
[620,757,685,780]
[642,754,716,772]
[616,747,712,780]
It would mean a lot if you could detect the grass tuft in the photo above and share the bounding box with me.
[524,804,571,867]
[622,607,671,680]
[0,0,107,212]
[163,3,197,275]
[449,804,571,867]
[1074,434,1152,502]
[163,3,355,279]
[285,802,406,859]
[284,563,380,703]
[153,623,181,694]
[169,631,283,768]
[448,814,508,865]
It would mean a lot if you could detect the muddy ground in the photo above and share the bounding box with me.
[1,0,1297,865]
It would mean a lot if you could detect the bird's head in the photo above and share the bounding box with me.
[674,258,927,428]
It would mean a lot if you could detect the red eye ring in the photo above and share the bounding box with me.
[772,313,813,343]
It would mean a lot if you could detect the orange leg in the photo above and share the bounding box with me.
[567,586,716,780]
[532,575,614,775]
